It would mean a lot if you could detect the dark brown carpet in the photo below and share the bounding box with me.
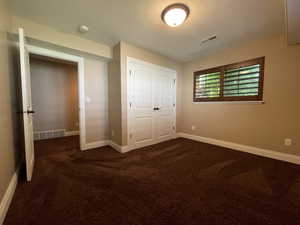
[4,136,300,225]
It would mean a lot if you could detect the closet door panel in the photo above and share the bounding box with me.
[134,117,154,142]
[130,64,155,145]
[156,71,176,141]
[157,114,173,138]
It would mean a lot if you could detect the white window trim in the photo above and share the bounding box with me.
[193,101,265,105]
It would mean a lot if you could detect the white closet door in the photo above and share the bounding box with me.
[129,64,156,147]
[128,59,176,150]
[155,71,176,142]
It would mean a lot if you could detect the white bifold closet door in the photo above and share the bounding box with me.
[127,59,176,149]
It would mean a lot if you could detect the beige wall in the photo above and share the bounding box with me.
[108,44,122,145]
[119,41,183,146]
[11,16,112,59]
[0,0,20,204]
[30,56,79,133]
[85,58,109,143]
[181,35,300,156]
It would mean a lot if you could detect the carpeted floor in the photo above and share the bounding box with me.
[4,136,300,225]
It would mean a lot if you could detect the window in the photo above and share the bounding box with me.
[193,57,265,102]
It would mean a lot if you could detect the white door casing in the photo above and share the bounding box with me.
[19,28,35,181]
[127,57,176,149]
[25,45,86,151]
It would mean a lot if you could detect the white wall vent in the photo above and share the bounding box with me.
[34,129,66,140]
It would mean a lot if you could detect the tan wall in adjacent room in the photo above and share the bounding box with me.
[181,35,300,156]
[30,56,79,133]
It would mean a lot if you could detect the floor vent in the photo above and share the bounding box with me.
[34,129,66,140]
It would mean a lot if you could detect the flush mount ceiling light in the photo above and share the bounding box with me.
[161,3,190,27]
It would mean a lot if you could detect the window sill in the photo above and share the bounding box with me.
[193,101,265,105]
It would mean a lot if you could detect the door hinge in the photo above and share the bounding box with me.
[129,102,132,108]
[129,70,132,76]
[129,133,133,139]
[173,79,176,84]
[173,103,175,107]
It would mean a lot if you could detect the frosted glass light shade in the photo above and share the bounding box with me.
[162,4,190,27]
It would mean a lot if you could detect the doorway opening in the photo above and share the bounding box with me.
[18,28,86,181]
[29,54,80,151]
[27,45,86,151]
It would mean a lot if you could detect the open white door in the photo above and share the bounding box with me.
[19,28,35,181]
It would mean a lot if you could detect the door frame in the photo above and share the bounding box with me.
[126,56,177,149]
[26,45,86,150]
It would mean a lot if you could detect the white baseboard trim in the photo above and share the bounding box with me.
[109,135,178,154]
[108,141,134,153]
[81,140,126,152]
[0,167,19,225]
[121,146,134,153]
[81,140,110,151]
[64,130,79,137]
[177,132,300,165]
[109,141,124,153]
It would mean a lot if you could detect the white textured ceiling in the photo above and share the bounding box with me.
[10,0,285,62]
